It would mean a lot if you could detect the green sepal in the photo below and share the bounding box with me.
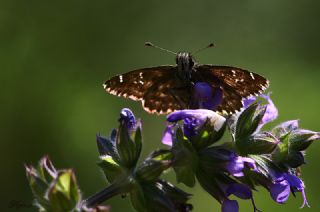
[47,170,80,212]
[286,151,305,168]
[25,165,50,209]
[116,124,138,168]
[239,132,279,155]
[272,132,290,163]
[289,129,320,151]
[235,103,266,143]
[97,155,125,183]
[134,125,143,164]
[271,120,299,138]
[172,127,198,187]
[130,183,147,212]
[192,121,227,150]
[136,159,171,182]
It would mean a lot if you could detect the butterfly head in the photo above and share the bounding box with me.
[176,52,195,71]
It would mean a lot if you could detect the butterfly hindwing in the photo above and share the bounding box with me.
[194,65,269,113]
[142,77,191,114]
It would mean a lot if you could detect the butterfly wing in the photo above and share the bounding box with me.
[195,65,269,113]
[103,66,191,114]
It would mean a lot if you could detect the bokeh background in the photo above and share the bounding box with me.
[1,0,320,211]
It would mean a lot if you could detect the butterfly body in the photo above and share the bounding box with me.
[104,52,269,115]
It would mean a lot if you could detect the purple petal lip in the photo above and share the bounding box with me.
[119,108,136,130]
[222,199,239,212]
[225,184,252,200]
[269,180,290,204]
[162,124,175,146]
[226,156,257,177]
[167,109,226,131]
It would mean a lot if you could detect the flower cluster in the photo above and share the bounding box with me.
[26,83,319,212]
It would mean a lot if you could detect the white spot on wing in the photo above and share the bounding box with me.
[119,75,123,83]
[250,72,255,80]
[138,80,144,85]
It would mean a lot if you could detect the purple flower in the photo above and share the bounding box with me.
[220,183,259,212]
[260,93,278,125]
[193,82,223,110]
[162,109,226,145]
[167,109,226,131]
[119,108,137,131]
[226,154,258,177]
[162,124,175,146]
[222,200,239,212]
[269,173,309,208]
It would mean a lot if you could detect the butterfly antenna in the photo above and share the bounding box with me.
[145,42,177,55]
[192,43,215,55]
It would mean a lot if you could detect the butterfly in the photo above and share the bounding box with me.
[103,43,269,115]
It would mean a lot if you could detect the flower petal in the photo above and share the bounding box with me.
[226,184,252,200]
[269,180,290,204]
[167,109,226,131]
[162,124,174,146]
[119,108,136,130]
[193,82,223,110]
[260,93,278,125]
[222,200,239,212]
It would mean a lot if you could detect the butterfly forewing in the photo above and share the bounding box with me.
[104,66,173,101]
[104,66,191,114]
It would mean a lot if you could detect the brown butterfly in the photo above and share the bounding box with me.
[103,42,269,115]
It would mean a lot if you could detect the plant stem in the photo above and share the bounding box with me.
[84,182,129,208]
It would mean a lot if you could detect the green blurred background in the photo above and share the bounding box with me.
[1,0,319,211]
